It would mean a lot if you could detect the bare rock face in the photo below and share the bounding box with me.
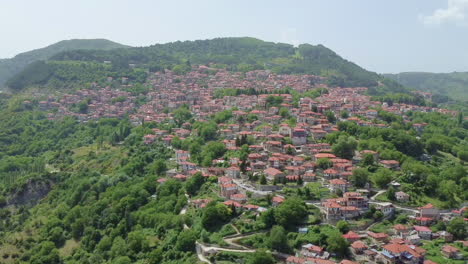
[7,179,53,207]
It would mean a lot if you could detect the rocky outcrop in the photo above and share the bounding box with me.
[7,179,52,207]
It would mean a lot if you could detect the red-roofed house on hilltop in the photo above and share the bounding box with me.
[272,196,285,206]
[300,243,326,258]
[396,191,410,202]
[264,167,285,182]
[329,179,349,193]
[381,243,426,264]
[342,231,361,242]
[380,160,400,170]
[418,203,440,220]
[351,240,368,255]
[220,183,238,198]
[441,245,462,259]
[414,226,432,240]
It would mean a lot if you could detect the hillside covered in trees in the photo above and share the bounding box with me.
[6,37,405,94]
[0,37,466,264]
[0,39,129,87]
[384,72,468,102]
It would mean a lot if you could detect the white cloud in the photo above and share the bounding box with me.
[420,0,468,25]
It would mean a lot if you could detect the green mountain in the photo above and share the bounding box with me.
[0,39,130,87]
[7,37,404,92]
[384,72,468,102]
[0,37,466,264]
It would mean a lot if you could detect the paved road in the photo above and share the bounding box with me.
[232,179,272,196]
[179,196,190,229]
[370,190,386,201]
[223,230,268,249]
[368,201,419,214]
[195,242,212,264]
[197,241,256,253]
[369,190,420,214]
[195,231,267,263]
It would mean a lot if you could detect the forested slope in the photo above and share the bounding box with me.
[0,39,129,87]
[7,37,404,93]
[384,72,468,102]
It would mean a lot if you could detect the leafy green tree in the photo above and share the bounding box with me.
[326,232,348,257]
[128,230,149,254]
[185,172,205,196]
[440,165,467,184]
[71,218,86,239]
[259,174,267,185]
[173,106,192,126]
[279,107,290,118]
[373,210,384,220]
[202,202,231,230]
[332,135,357,159]
[458,150,468,162]
[260,209,276,228]
[29,241,61,264]
[269,225,289,252]
[200,141,227,166]
[175,229,197,252]
[0,195,6,207]
[360,153,375,167]
[447,218,467,240]
[317,158,333,169]
[148,248,163,264]
[48,226,65,247]
[336,220,349,234]
[266,95,283,107]
[297,176,303,186]
[340,111,349,119]
[111,236,129,258]
[274,197,307,228]
[150,159,167,176]
[197,121,218,141]
[247,250,275,264]
[325,111,336,123]
[172,64,191,75]
[77,100,89,114]
[157,179,183,197]
[113,256,132,264]
[350,168,369,188]
[96,235,112,253]
[387,186,396,201]
[213,110,233,123]
[372,168,393,188]
[432,221,446,232]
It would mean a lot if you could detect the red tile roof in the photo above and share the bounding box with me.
[342,231,360,240]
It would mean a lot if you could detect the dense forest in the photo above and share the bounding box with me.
[0,39,129,87]
[7,37,405,93]
[384,72,468,102]
[0,37,466,264]
[0,91,466,263]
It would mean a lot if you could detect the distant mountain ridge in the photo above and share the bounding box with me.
[6,37,409,95]
[0,39,130,87]
[384,72,468,102]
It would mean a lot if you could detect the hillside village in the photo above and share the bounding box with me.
[27,65,467,264]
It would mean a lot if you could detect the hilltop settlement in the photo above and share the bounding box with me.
[20,64,467,264]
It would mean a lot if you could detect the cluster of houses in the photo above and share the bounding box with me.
[37,87,136,121]
[284,204,466,264]
[29,65,457,125]
[135,66,465,264]
[27,65,464,263]
[322,192,370,222]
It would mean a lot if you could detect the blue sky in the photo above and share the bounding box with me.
[1,0,468,73]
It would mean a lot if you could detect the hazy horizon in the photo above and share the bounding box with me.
[2,0,468,73]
